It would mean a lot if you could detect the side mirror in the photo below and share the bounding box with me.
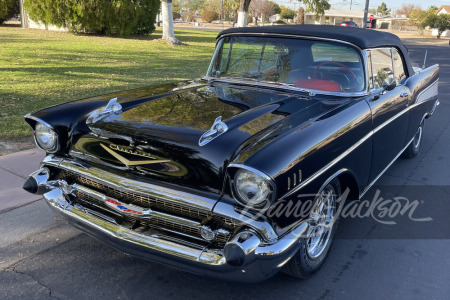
[371,78,397,101]
[382,78,397,92]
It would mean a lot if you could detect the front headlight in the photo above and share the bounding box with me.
[35,123,58,152]
[234,169,273,208]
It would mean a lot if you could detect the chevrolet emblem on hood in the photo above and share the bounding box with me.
[101,144,170,167]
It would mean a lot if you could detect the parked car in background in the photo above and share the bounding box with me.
[22,25,439,282]
[340,21,359,27]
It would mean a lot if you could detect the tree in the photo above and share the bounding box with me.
[161,0,180,44]
[0,0,19,24]
[410,9,429,32]
[410,6,442,33]
[280,5,296,20]
[301,0,331,18]
[238,0,329,27]
[422,13,450,39]
[395,4,421,17]
[428,5,439,13]
[377,2,391,16]
[237,0,251,27]
[297,7,305,24]
[249,0,278,24]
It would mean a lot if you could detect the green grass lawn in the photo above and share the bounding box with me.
[0,27,218,142]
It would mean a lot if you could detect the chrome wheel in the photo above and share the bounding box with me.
[306,185,337,259]
[413,126,423,151]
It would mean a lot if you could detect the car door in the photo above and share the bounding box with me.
[366,48,410,182]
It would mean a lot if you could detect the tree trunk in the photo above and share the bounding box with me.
[297,7,304,24]
[237,0,251,27]
[161,0,180,44]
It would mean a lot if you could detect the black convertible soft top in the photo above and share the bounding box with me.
[218,25,402,49]
[217,25,414,77]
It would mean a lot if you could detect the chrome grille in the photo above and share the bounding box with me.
[57,170,237,245]
[74,174,210,221]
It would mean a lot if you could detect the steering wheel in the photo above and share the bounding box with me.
[313,61,357,90]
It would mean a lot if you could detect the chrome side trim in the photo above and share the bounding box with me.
[359,136,415,199]
[280,132,373,200]
[415,80,438,104]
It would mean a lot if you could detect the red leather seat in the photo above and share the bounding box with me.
[294,79,342,92]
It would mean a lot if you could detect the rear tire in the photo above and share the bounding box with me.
[402,121,424,159]
[283,178,341,278]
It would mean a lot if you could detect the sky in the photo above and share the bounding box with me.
[276,0,450,11]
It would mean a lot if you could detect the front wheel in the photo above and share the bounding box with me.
[402,121,424,159]
[283,179,341,278]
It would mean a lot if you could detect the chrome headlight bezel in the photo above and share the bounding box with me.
[230,165,276,209]
[34,122,59,153]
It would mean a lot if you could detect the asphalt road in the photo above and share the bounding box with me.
[1,38,449,300]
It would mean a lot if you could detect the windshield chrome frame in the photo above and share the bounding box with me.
[204,33,371,98]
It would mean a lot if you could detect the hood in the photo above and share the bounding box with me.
[70,81,332,195]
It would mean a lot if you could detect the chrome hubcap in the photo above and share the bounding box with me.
[413,126,423,150]
[306,185,336,259]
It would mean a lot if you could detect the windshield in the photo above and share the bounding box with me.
[207,36,365,93]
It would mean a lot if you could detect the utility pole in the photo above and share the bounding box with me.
[363,0,369,28]
[350,0,352,10]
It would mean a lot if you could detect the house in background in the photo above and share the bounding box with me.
[304,8,370,27]
[436,5,450,15]
[432,5,450,37]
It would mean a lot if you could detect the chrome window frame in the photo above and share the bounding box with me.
[366,47,407,93]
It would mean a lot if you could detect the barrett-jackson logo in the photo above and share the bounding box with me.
[100,143,170,167]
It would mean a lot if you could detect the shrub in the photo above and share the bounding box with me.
[275,20,287,24]
[24,0,160,36]
[201,10,219,23]
[173,11,181,20]
[0,0,19,24]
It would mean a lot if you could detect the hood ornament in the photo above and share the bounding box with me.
[87,97,122,125]
[199,116,228,146]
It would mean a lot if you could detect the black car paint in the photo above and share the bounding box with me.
[25,47,439,231]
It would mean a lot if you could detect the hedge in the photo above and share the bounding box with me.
[0,0,19,24]
[24,0,160,36]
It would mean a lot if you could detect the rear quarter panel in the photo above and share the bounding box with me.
[404,65,439,139]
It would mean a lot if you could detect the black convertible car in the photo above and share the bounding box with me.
[23,25,439,281]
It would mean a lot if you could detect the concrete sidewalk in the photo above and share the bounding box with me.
[0,148,45,212]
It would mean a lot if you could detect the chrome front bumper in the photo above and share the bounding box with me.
[28,158,309,282]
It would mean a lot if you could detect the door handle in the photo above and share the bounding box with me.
[400,92,409,97]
